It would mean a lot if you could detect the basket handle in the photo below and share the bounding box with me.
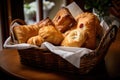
[95,25,118,55]
[10,19,27,43]
[10,19,26,26]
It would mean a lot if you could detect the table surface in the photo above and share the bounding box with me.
[0,49,110,80]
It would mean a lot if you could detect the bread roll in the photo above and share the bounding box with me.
[27,35,44,46]
[52,7,76,33]
[38,25,64,45]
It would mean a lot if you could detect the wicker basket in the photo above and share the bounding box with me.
[10,19,118,74]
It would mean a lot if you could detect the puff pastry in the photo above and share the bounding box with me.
[61,28,87,47]
[63,23,77,37]
[52,7,76,33]
[27,35,44,46]
[76,12,103,49]
[13,24,39,43]
[36,17,54,28]
[13,17,55,44]
[38,25,64,45]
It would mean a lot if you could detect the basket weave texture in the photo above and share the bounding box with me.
[11,19,118,74]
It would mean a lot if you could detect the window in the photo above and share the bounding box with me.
[23,0,66,24]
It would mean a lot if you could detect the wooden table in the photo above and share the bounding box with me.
[0,49,111,80]
[0,49,76,80]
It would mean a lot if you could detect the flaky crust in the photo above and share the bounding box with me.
[38,25,64,45]
[36,17,55,28]
[13,17,55,44]
[76,12,103,36]
[76,12,103,49]
[61,28,87,47]
[12,10,102,49]
[27,35,44,46]
[13,24,39,43]
[52,7,76,33]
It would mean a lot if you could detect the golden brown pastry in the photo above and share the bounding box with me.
[63,23,77,37]
[52,7,76,33]
[27,35,44,46]
[38,25,64,45]
[13,24,39,43]
[76,12,103,49]
[76,12,103,36]
[61,28,87,47]
[13,17,55,44]
[36,17,55,28]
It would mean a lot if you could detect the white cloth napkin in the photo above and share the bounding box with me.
[41,42,93,68]
[3,37,93,68]
[66,2,84,18]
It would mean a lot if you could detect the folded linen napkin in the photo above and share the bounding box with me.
[41,42,93,68]
[4,37,93,68]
